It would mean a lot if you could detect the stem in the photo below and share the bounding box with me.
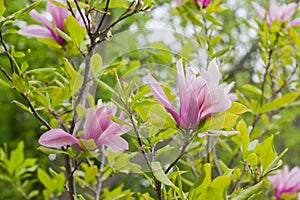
[64,154,76,199]
[212,144,222,176]
[74,0,89,32]
[94,0,111,34]
[235,161,247,190]
[96,146,106,200]
[0,32,14,73]
[128,113,162,200]
[70,52,93,135]
[165,130,190,174]
[21,93,52,130]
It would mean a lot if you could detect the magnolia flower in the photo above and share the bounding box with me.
[194,0,211,8]
[39,100,130,152]
[19,0,85,45]
[147,59,235,130]
[174,0,211,8]
[268,166,300,199]
[252,1,300,28]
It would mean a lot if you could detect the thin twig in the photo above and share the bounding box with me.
[94,0,110,34]
[165,136,189,174]
[64,154,76,200]
[96,146,106,200]
[128,113,163,200]
[0,65,12,81]
[212,144,223,176]
[74,0,89,32]
[186,153,198,177]
[21,93,52,130]
[0,32,14,73]
[235,161,247,190]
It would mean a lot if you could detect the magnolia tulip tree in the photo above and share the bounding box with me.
[0,0,300,199]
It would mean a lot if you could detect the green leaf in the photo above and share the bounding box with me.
[242,84,262,95]
[78,139,97,151]
[188,163,211,199]
[84,165,98,183]
[0,78,11,88]
[37,146,67,155]
[149,104,176,129]
[256,135,276,172]
[11,100,30,113]
[37,168,53,191]
[207,176,231,200]
[237,119,249,158]
[12,73,26,93]
[256,92,299,113]
[70,72,83,95]
[227,102,250,114]
[231,181,263,200]
[65,15,85,47]
[151,162,174,186]
[91,53,102,77]
[98,0,128,8]
[8,141,24,175]
[0,0,5,17]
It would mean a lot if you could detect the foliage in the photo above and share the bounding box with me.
[0,0,300,199]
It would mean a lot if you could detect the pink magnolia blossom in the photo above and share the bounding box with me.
[19,0,85,45]
[174,0,211,8]
[252,1,300,28]
[268,166,300,199]
[38,100,130,152]
[194,0,211,8]
[147,59,236,130]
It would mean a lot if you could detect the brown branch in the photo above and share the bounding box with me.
[21,93,52,130]
[94,0,111,34]
[235,161,247,190]
[0,32,14,73]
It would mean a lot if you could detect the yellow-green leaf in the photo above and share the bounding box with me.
[65,15,85,47]
[91,53,102,77]
[151,162,174,186]
[0,0,5,17]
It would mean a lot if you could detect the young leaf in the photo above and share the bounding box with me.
[231,181,263,200]
[256,135,276,173]
[151,162,174,186]
[65,15,85,47]
[0,0,6,17]
[91,53,102,77]
[237,119,249,158]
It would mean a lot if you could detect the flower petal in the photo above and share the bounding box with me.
[46,1,69,31]
[19,25,53,38]
[280,3,297,21]
[29,10,53,32]
[147,74,180,124]
[268,0,279,23]
[101,134,129,152]
[287,18,300,28]
[251,2,266,20]
[38,129,78,148]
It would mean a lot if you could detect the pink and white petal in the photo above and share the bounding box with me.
[287,18,300,28]
[268,0,279,22]
[46,1,69,30]
[101,134,128,152]
[29,10,53,31]
[280,3,297,21]
[251,2,266,20]
[147,74,180,124]
[19,25,52,38]
[83,109,103,141]
[38,128,78,148]
[177,59,190,121]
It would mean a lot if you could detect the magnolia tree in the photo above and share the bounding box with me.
[0,0,300,199]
